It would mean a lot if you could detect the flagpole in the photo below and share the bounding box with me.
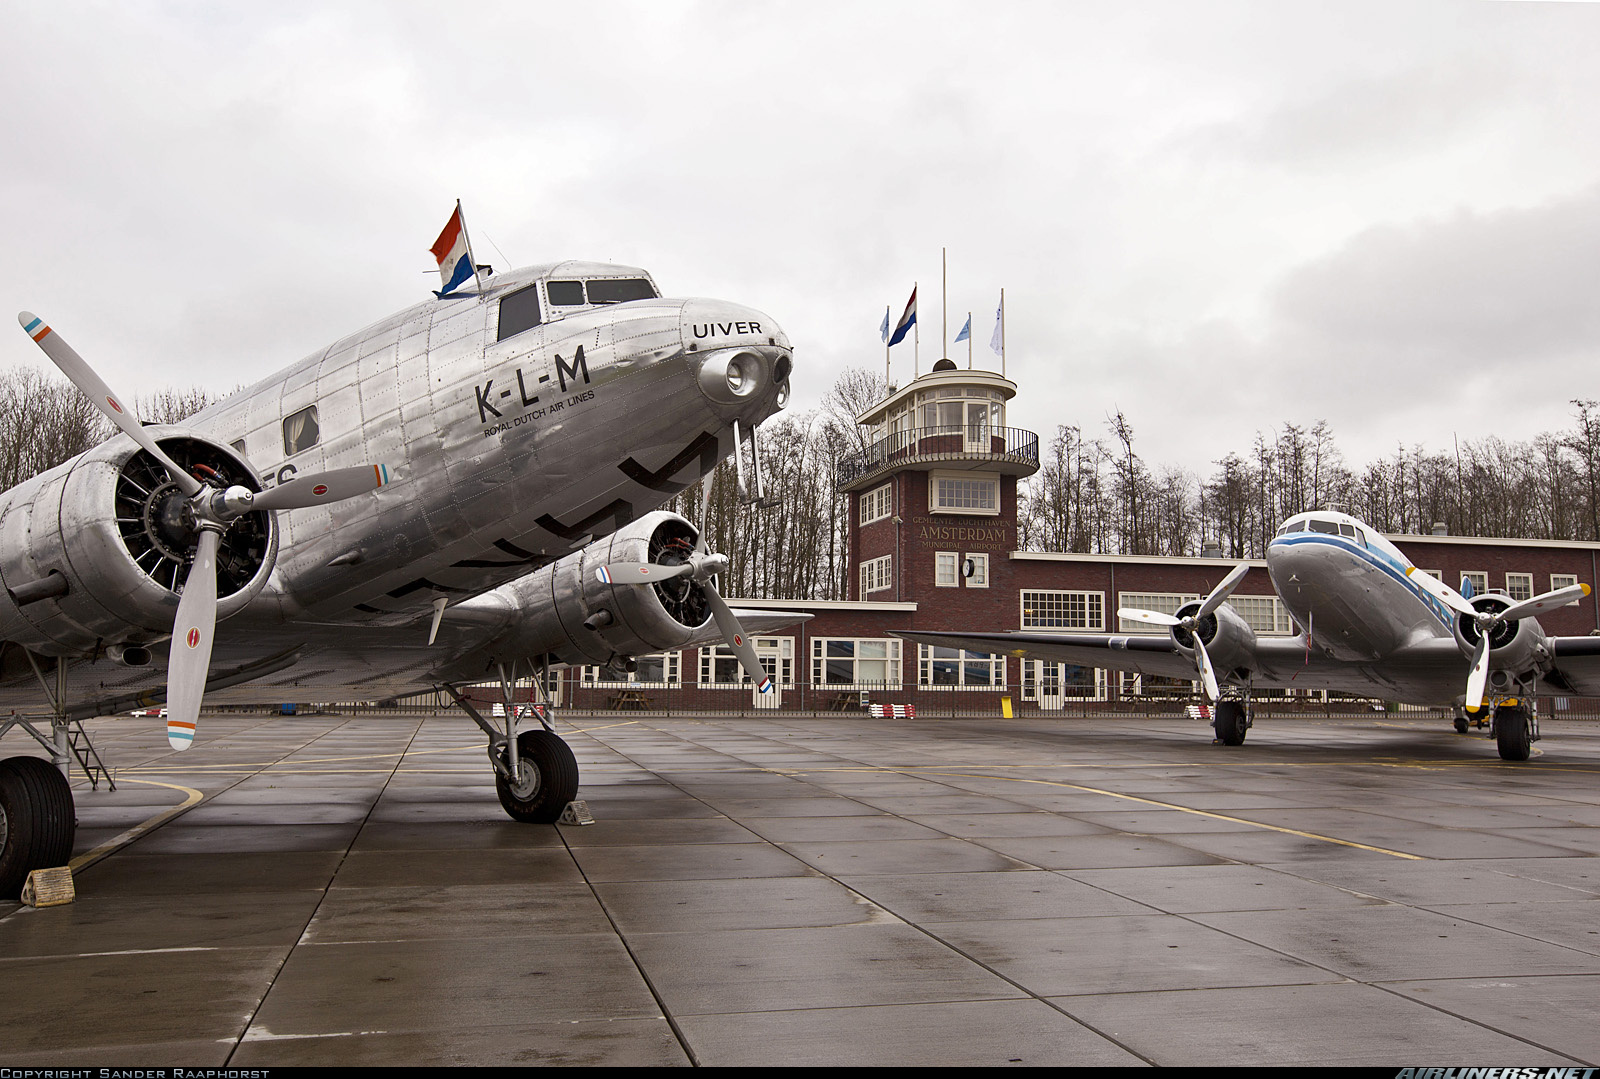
[1000,287,1006,378]
[913,280,920,377]
[457,199,487,293]
[941,247,948,362]
[884,306,891,389]
[967,311,973,369]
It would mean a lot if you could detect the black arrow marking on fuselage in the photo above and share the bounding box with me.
[387,577,473,599]
[452,538,547,569]
[618,430,720,493]
[536,499,635,541]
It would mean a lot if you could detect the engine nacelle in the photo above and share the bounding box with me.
[1452,594,1549,684]
[472,510,715,669]
[0,428,276,653]
[1172,601,1258,676]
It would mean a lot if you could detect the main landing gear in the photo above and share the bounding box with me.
[1212,696,1251,746]
[442,665,581,825]
[0,756,75,900]
[1490,699,1536,763]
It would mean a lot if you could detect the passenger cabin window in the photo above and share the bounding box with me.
[282,406,320,455]
[496,284,543,342]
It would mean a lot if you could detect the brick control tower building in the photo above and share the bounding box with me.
[837,358,1040,628]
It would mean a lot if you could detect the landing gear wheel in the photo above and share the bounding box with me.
[1453,716,1469,734]
[0,756,76,900]
[1213,701,1248,746]
[1494,706,1532,762]
[495,730,579,823]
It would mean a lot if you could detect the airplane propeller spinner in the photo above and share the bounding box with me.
[18,312,390,750]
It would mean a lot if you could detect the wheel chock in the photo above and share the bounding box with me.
[559,800,595,826]
[21,866,74,907]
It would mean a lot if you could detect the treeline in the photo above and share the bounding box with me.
[1022,402,1600,559]
[0,366,213,488]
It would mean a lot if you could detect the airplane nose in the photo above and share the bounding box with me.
[680,300,793,419]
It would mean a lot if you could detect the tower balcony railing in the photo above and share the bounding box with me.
[836,424,1040,490]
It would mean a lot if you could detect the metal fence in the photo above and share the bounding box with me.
[836,425,1040,489]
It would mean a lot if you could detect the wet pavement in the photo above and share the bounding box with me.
[3,709,1600,1066]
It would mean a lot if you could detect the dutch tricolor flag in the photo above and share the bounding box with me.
[888,286,917,347]
[430,202,477,297]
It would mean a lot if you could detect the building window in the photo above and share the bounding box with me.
[282,405,320,455]
[1552,573,1581,604]
[1228,595,1294,635]
[1461,571,1488,598]
[860,483,893,525]
[929,471,999,515]
[964,553,989,588]
[1505,573,1533,602]
[812,638,902,688]
[1022,661,1106,702]
[699,637,792,687]
[582,652,680,687]
[935,551,959,587]
[860,554,893,596]
[1117,593,1197,633]
[1021,590,1104,630]
[918,644,1004,688]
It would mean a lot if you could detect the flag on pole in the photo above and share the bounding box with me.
[888,287,917,347]
[430,202,477,297]
[988,297,1004,355]
[879,306,890,343]
[954,314,971,343]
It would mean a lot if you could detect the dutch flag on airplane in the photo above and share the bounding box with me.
[430,202,477,298]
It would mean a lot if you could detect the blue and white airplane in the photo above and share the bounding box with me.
[902,510,1596,762]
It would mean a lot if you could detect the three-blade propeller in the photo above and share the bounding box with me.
[1406,567,1590,712]
[1117,562,1250,702]
[18,312,391,749]
[594,480,773,693]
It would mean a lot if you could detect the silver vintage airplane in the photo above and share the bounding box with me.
[903,509,1598,763]
[0,247,799,896]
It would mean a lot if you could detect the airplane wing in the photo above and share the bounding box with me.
[1543,637,1600,697]
[897,629,1475,703]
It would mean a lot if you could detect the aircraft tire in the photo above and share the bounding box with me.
[0,756,76,900]
[1214,701,1248,746]
[495,730,580,823]
[1453,716,1469,734]
[1495,707,1532,762]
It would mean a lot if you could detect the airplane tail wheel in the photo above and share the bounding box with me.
[495,730,579,823]
[1214,701,1248,746]
[1494,706,1532,762]
[0,756,76,899]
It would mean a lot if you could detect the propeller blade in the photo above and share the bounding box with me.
[1195,562,1250,620]
[1406,567,1478,617]
[703,582,772,692]
[18,312,201,497]
[1193,634,1220,702]
[1117,607,1181,628]
[165,529,220,750]
[250,464,390,512]
[1464,633,1491,713]
[595,561,694,584]
[1499,583,1592,623]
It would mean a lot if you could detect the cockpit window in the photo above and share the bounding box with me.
[1278,521,1305,535]
[1307,519,1340,534]
[547,280,585,306]
[585,278,656,304]
[496,284,542,342]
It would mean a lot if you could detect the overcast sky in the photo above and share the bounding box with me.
[5,1,1599,476]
